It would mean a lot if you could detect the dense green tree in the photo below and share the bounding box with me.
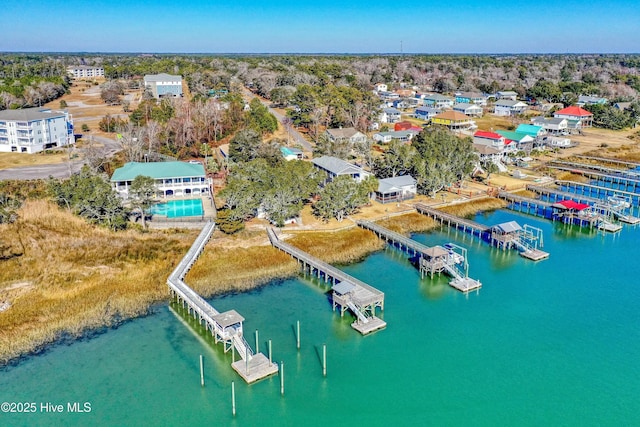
[0,192,21,224]
[49,166,128,231]
[246,98,278,135]
[313,175,371,222]
[215,208,245,234]
[584,104,635,130]
[373,140,417,178]
[228,129,262,163]
[129,175,157,229]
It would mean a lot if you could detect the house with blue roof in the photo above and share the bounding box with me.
[455,92,487,106]
[422,94,454,109]
[111,161,209,198]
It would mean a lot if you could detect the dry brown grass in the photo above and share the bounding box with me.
[474,115,515,131]
[377,212,437,234]
[0,151,71,170]
[0,200,194,365]
[287,228,385,265]
[185,245,298,297]
[440,197,507,218]
[555,171,590,183]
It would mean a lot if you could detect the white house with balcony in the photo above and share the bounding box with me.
[144,73,183,98]
[110,161,209,198]
[0,108,74,153]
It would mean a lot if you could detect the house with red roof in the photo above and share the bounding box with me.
[553,106,593,130]
[473,131,508,151]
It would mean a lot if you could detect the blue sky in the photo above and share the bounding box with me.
[1,0,639,53]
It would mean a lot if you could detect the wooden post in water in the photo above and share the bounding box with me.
[199,355,205,387]
[232,344,235,363]
[268,339,272,364]
[231,381,236,416]
[322,344,327,377]
[255,329,259,354]
[280,361,285,396]
[296,320,300,350]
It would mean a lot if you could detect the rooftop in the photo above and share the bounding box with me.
[311,156,364,176]
[554,106,593,117]
[377,175,416,193]
[110,161,206,181]
[144,73,182,82]
[0,107,67,121]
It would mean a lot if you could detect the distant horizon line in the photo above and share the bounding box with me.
[1,51,639,56]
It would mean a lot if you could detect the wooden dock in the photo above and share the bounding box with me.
[549,160,640,179]
[168,222,278,383]
[356,219,482,293]
[556,180,640,207]
[416,203,549,260]
[267,228,386,335]
[548,164,640,193]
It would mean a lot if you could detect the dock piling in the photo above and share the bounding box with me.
[322,344,327,377]
[255,329,259,354]
[231,381,236,416]
[268,339,272,365]
[199,355,205,387]
[296,320,300,350]
[280,361,285,396]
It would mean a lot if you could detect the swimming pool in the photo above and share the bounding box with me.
[148,198,204,218]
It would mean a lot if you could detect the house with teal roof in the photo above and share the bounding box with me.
[111,161,209,198]
[495,131,534,152]
[515,124,545,138]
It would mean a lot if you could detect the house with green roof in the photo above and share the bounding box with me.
[495,131,534,152]
[515,124,545,138]
[111,161,208,198]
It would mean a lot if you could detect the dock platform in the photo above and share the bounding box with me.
[267,228,386,335]
[356,219,482,293]
[231,353,279,384]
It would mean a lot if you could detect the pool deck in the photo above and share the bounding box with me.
[147,196,217,228]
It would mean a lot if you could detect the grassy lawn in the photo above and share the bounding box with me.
[0,150,72,170]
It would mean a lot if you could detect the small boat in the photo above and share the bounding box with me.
[607,195,631,209]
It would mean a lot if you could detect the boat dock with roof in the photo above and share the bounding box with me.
[415,203,549,261]
[356,220,481,293]
[168,222,278,383]
[267,228,386,335]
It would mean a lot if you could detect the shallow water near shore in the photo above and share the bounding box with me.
[1,209,639,426]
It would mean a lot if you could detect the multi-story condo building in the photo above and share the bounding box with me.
[67,65,105,79]
[0,108,74,153]
[110,161,210,198]
[143,73,183,98]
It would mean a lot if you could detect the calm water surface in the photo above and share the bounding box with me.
[1,209,639,426]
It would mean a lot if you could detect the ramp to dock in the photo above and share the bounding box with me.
[168,222,278,383]
[267,228,386,335]
[356,219,482,293]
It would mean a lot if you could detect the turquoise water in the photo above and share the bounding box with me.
[1,209,639,426]
[148,198,203,218]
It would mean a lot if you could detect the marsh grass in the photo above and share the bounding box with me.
[377,212,437,234]
[185,245,298,297]
[0,200,194,365]
[556,171,589,183]
[287,228,385,265]
[441,198,507,218]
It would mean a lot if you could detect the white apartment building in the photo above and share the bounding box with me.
[143,73,183,98]
[0,108,75,153]
[67,65,105,79]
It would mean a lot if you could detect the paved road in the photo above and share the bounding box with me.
[0,135,122,180]
[241,87,314,152]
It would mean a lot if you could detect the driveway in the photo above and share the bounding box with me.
[241,87,313,152]
[0,135,122,180]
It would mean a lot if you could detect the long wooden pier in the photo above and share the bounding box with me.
[556,180,640,207]
[267,228,386,335]
[574,155,640,169]
[548,164,640,193]
[168,222,278,383]
[549,160,640,179]
[356,220,482,293]
[415,203,549,261]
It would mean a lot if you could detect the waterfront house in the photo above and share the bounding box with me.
[453,103,483,117]
[380,107,402,123]
[494,100,528,116]
[144,73,183,98]
[553,106,593,129]
[515,124,545,138]
[325,127,367,145]
[0,107,74,154]
[473,143,504,163]
[111,161,209,198]
[497,91,518,101]
[374,175,417,203]
[473,130,508,151]
[432,111,476,131]
[577,95,608,106]
[495,130,534,152]
[531,117,569,135]
[423,94,454,109]
[455,92,487,106]
[373,130,419,143]
[280,146,303,161]
[414,106,441,121]
[311,156,371,184]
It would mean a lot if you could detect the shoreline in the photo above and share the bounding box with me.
[0,198,505,367]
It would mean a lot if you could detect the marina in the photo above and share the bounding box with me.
[167,221,278,383]
[415,203,549,261]
[267,228,386,335]
[557,180,640,207]
[548,163,640,193]
[356,219,482,293]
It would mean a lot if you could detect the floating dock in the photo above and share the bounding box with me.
[356,219,482,293]
[168,222,278,383]
[415,203,549,261]
[267,228,386,335]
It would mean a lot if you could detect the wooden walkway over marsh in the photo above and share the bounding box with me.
[267,228,386,335]
[356,220,482,293]
[167,221,278,383]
